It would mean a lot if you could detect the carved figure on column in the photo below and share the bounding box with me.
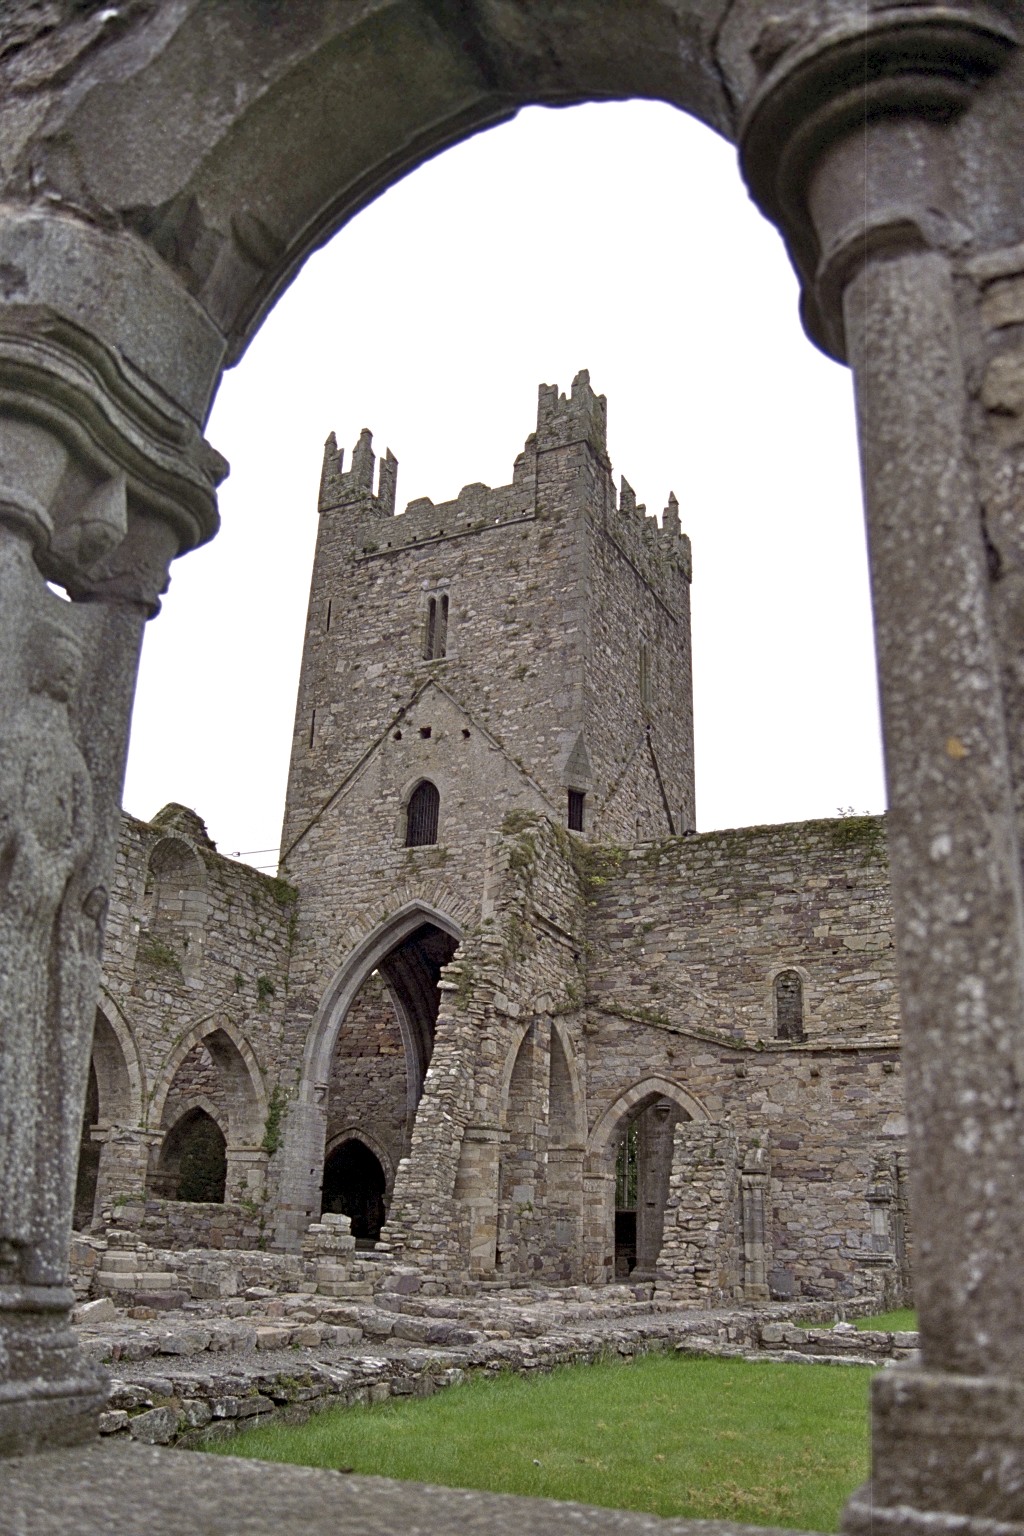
[0,601,93,1279]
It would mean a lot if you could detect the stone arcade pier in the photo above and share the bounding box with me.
[5,3,1024,1534]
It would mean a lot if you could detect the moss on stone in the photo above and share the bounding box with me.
[261,1086,288,1156]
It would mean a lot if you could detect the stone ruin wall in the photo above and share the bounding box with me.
[83,800,908,1305]
[84,805,296,1246]
[380,811,590,1284]
[583,816,906,1302]
[377,810,905,1303]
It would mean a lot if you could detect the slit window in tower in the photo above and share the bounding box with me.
[639,642,652,710]
[406,780,440,847]
[567,789,585,832]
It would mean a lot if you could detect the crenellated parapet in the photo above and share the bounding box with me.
[597,477,693,606]
[318,429,397,518]
[536,368,609,460]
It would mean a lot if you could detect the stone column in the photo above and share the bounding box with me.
[454,1124,506,1277]
[0,319,222,1453]
[582,1167,616,1283]
[93,1128,159,1219]
[273,1095,328,1251]
[544,1145,585,1283]
[739,6,1024,1530]
[740,1142,771,1303]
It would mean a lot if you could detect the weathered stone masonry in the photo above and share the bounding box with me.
[83,377,907,1313]
[5,8,1024,1532]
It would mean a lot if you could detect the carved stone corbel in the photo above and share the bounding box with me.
[737,3,1016,360]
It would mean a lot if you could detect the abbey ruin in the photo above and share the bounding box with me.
[7,4,1024,1533]
[75,371,908,1308]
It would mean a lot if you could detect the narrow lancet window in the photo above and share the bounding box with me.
[423,593,449,659]
[567,789,585,832]
[406,780,440,847]
[774,969,805,1041]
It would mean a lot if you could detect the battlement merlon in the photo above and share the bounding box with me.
[535,368,609,461]
[319,429,398,516]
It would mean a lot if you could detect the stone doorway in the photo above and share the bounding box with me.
[321,1138,387,1244]
[610,1096,684,1281]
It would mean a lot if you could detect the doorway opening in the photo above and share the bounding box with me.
[322,1138,387,1244]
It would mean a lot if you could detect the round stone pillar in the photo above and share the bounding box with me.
[739,6,1024,1530]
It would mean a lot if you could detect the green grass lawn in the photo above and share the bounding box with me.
[209,1354,873,1531]
[852,1309,917,1332]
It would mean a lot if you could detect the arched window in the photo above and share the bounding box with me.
[140,836,207,978]
[405,780,440,847]
[153,1107,227,1203]
[774,969,805,1042]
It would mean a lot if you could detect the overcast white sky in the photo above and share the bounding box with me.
[121,101,886,872]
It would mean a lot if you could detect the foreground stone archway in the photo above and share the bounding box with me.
[3,10,1024,1533]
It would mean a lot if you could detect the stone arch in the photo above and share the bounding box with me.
[140,835,208,978]
[321,1136,389,1242]
[51,8,735,382]
[588,1077,709,1160]
[404,778,441,848]
[492,1020,587,1282]
[326,1125,395,1192]
[89,1005,144,1129]
[586,1077,710,1283]
[150,1020,267,1148]
[73,1006,146,1230]
[152,1106,228,1204]
[280,902,462,1250]
[548,1021,586,1151]
[767,964,811,1042]
[497,1017,536,1113]
[303,901,463,1095]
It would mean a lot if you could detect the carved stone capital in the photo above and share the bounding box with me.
[738,4,1017,359]
[0,310,225,609]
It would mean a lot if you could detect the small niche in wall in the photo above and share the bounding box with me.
[774,969,805,1041]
